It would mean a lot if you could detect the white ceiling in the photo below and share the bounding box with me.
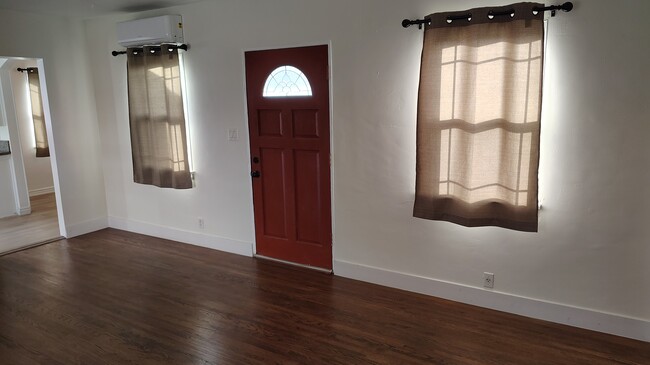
[0,0,204,18]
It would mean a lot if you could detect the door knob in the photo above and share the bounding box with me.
[251,170,261,178]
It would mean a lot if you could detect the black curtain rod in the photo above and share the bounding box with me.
[402,1,573,29]
[111,43,188,57]
[17,67,38,73]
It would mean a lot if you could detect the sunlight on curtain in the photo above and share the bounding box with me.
[414,2,544,232]
[27,69,50,157]
[127,46,192,189]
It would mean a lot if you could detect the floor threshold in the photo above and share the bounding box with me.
[254,254,333,274]
[0,236,64,257]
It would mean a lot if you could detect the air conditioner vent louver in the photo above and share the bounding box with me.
[116,15,183,47]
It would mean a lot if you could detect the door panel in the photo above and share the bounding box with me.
[260,148,287,239]
[294,149,321,244]
[292,110,319,138]
[245,45,331,270]
[258,110,283,137]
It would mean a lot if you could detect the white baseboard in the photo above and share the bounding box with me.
[108,216,253,257]
[65,216,108,238]
[18,206,31,215]
[333,259,650,343]
[29,186,55,197]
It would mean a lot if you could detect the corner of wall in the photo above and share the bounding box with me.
[65,216,109,238]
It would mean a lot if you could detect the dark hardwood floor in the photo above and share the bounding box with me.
[0,229,648,364]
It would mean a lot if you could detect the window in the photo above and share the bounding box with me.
[263,65,312,97]
[413,3,544,232]
[126,45,192,189]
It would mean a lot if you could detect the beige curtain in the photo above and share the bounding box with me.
[413,3,544,232]
[127,46,192,189]
[27,69,50,158]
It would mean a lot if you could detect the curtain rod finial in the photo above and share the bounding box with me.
[562,2,574,12]
[401,19,411,28]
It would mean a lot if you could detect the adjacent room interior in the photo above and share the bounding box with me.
[0,0,648,363]
[0,57,62,254]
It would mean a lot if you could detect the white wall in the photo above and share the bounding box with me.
[84,0,650,336]
[0,58,6,140]
[0,58,16,218]
[7,59,55,195]
[0,155,16,218]
[0,61,30,217]
[0,9,107,236]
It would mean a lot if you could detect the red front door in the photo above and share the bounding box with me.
[245,45,332,270]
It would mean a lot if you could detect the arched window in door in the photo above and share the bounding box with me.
[262,65,312,97]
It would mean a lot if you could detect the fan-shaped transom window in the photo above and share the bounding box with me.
[263,65,312,97]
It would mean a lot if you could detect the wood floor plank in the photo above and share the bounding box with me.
[0,228,648,364]
[0,193,60,254]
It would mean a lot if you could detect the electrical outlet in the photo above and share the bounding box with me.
[483,272,495,289]
[198,217,204,229]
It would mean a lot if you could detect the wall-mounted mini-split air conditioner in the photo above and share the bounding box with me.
[116,15,184,47]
